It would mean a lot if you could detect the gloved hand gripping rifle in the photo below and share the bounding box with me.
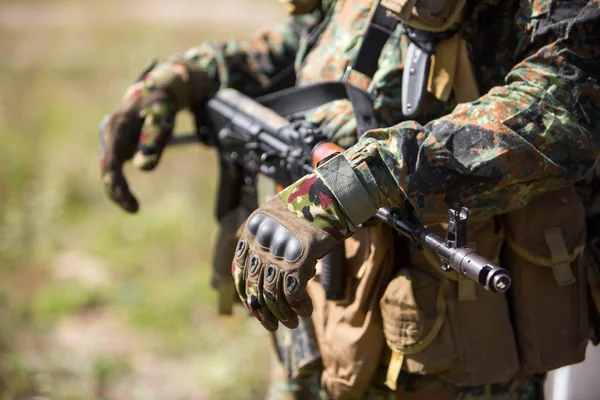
[171,88,512,296]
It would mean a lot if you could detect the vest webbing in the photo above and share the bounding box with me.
[253,2,399,135]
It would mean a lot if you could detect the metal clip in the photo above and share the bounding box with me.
[342,65,353,83]
[343,65,377,97]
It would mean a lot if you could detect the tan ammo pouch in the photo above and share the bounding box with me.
[427,33,480,104]
[278,0,320,15]
[308,222,395,399]
[211,206,253,315]
[503,186,591,374]
[381,217,520,388]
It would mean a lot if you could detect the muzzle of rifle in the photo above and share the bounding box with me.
[441,246,511,293]
[455,250,511,293]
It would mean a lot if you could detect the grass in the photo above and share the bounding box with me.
[0,1,286,398]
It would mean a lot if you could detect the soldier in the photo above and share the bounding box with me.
[99,0,600,399]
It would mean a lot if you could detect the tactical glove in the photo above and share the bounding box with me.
[99,61,212,212]
[232,154,377,331]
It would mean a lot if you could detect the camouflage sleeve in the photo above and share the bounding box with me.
[345,0,600,224]
[175,12,319,99]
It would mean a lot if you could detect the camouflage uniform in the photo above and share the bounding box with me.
[171,0,599,222]
[101,0,600,399]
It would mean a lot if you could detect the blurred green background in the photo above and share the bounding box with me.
[0,1,286,398]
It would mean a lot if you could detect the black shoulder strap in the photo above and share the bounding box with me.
[256,82,378,134]
[350,4,399,78]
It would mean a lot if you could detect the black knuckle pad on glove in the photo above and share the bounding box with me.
[285,274,300,295]
[247,213,303,261]
[233,239,248,271]
[265,265,277,284]
[247,213,266,237]
[235,239,246,258]
[248,254,261,276]
[263,263,280,294]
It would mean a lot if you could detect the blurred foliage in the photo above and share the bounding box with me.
[0,0,286,398]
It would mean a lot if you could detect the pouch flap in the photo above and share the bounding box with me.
[504,187,586,272]
[380,269,445,354]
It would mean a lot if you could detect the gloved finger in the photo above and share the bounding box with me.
[332,116,358,149]
[102,169,139,213]
[264,290,299,330]
[325,101,354,131]
[283,273,314,318]
[99,112,144,213]
[263,265,299,329]
[245,254,278,331]
[132,100,176,171]
[289,292,313,318]
[232,239,249,304]
[306,99,351,128]
[251,293,279,332]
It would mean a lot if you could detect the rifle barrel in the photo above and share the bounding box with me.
[374,209,510,293]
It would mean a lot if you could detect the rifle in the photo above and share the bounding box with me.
[169,88,512,295]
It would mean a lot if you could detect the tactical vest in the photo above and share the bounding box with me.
[212,0,600,397]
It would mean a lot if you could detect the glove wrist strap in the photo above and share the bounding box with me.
[316,153,377,228]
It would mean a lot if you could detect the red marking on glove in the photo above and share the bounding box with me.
[249,307,262,322]
[319,192,333,208]
[99,157,108,173]
[323,226,344,241]
[287,175,318,203]
[290,301,302,309]
[126,87,142,100]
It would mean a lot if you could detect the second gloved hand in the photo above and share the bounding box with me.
[98,60,212,213]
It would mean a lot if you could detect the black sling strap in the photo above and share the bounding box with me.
[348,4,399,79]
[256,82,378,134]
[257,7,334,97]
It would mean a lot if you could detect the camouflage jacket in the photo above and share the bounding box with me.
[179,0,600,224]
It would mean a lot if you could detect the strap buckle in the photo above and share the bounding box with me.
[341,65,353,83]
[342,66,377,96]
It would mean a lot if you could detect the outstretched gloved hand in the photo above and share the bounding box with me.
[232,172,353,331]
[234,150,380,331]
[98,61,211,212]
